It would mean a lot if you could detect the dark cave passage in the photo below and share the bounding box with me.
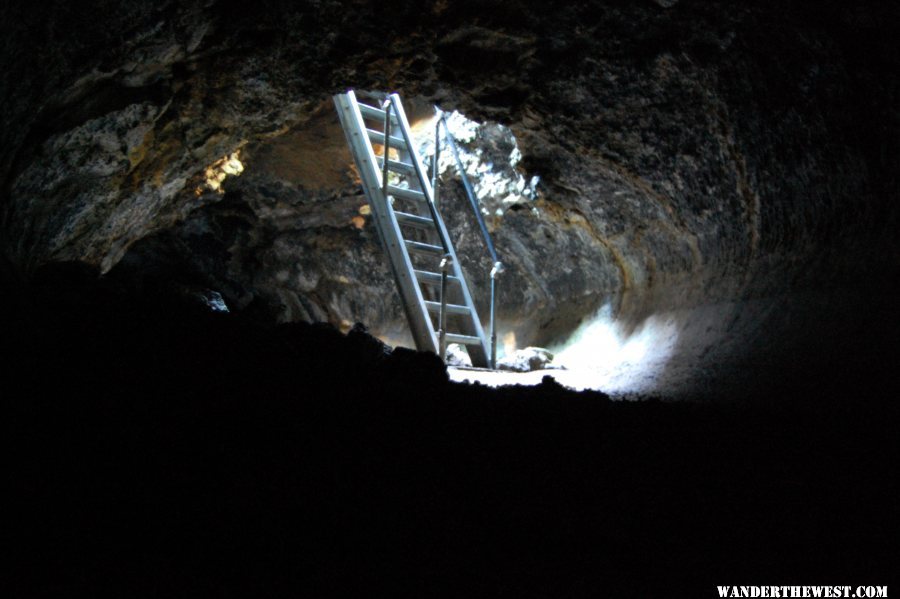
[3,0,899,594]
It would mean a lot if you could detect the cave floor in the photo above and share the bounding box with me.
[448,365,664,398]
[448,359,776,400]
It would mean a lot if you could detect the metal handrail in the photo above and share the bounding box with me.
[434,111,504,368]
[436,112,500,264]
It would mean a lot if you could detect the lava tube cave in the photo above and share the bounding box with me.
[3,0,898,595]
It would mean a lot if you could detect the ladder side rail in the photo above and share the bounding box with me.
[334,91,438,354]
[380,100,394,204]
[389,94,491,365]
[432,116,442,212]
[387,94,450,255]
[385,97,453,357]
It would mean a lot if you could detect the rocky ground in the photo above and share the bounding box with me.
[4,264,899,595]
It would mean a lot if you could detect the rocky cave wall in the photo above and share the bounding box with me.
[2,0,898,393]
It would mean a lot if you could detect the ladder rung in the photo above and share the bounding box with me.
[358,103,400,123]
[414,270,460,285]
[443,333,482,346]
[405,240,444,255]
[376,156,417,176]
[366,128,406,148]
[387,185,425,203]
[394,211,435,229]
[425,301,471,316]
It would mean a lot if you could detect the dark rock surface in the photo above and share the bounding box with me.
[4,264,899,595]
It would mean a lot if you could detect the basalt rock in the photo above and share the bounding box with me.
[1,1,898,393]
[497,346,557,372]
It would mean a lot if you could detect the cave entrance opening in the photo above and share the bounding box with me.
[334,89,502,369]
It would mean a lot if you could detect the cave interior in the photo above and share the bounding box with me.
[3,0,899,594]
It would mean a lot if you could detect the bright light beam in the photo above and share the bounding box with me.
[548,303,681,395]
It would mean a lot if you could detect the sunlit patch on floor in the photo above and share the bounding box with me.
[449,304,681,398]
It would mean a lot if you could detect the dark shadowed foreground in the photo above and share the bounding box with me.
[5,263,899,596]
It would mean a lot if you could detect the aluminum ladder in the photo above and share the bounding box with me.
[334,90,492,367]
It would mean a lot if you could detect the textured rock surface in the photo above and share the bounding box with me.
[497,346,556,372]
[2,0,898,393]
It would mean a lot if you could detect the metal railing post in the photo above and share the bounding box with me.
[438,253,453,360]
[489,261,503,369]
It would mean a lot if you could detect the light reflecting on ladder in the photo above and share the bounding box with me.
[334,90,494,368]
